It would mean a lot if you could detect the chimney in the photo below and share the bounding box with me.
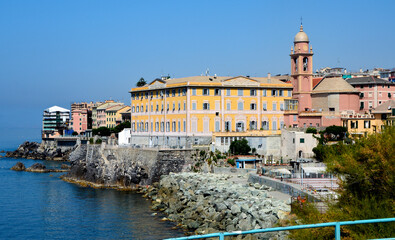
[268,73,271,79]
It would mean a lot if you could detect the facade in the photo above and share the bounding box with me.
[91,102,103,129]
[105,105,128,128]
[342,100,395,137]
[118,128,131,145]
[129,75,292,155]
[96,100,122,128]
[284,25,360,128]
[115,106,131,125]
[346,76,395,112]
[70,102,93,134]
[42,106,70,138]
[280,129,318,162]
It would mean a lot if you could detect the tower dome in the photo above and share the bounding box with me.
[294,25,309,43]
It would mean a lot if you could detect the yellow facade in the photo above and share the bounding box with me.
[129,76,292,141]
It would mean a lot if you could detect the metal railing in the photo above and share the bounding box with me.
[164,218,395,240]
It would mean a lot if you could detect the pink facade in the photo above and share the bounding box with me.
[71,109,89,134]
[351,82,395,112]
[339,94,360,112]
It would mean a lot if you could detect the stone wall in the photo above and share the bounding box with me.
[65,144,194,188]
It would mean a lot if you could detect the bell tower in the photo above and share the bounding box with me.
[290,25,313,112]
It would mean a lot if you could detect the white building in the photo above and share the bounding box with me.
[118,128,131,145]
[280,129,318,162]
[42,106,70,138]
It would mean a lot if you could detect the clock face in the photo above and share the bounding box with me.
[303,45,308,51]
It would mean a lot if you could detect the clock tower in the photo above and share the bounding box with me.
[290,25,313,112]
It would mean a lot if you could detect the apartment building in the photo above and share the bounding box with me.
[129,75,292,155]
[42,106,70,138]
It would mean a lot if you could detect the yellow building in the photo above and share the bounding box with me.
[105,105,127,128]
[342,100,395,137]
[129,75,292,155]
[115,106,131,125]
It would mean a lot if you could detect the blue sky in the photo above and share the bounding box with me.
[0,0,394,147]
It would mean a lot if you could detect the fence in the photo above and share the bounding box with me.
[164,218,395,240]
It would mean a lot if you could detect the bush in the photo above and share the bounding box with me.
[306,127,317,134]
[92,127,111,136]
[227,158,235,166]
[95,139,102,144]
[89,138,94,144]
[72,131,78,136]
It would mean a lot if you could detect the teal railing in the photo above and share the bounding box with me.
[165,218,395,240]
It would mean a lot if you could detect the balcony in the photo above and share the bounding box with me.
[213,129,281,137]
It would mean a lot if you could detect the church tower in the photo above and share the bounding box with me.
[290,25,313,112]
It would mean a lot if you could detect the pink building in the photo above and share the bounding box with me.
[284,25,360,128]
[70,102,93,134]
[346,76,395,112]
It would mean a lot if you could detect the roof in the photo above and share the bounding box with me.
[346,76,393,85]
[313,77,323,88]
[294,25,309,43]
[132,75,291,92]
[97,102,122,110]
[105,104,125,112]
[371,100,395,113]
[44,106,70,113]
[313,76,359,94]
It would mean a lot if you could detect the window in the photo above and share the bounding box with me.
[178,102,181,110]
[145,92,149,99]
[238,89,243,96]
[388,92,392,98]
[303,57,308,71]
[172,103,175,111]
[132,123,135,131]
[166,103,169,111]
[250,103,256,110]
[184,102,186,110]
[364,120,371,129]
[178,89,181,96]
[132,106,135,113]
[145,122,148,132]
[300,138,305,143]
[262,121,268,130]
[226,102,231,110]
[360,102,364,110]
[351,121,358,129]
[141,106,144,112]
[293,115,297,121]
[192,88,196,96]
[329,108,335,112]
[156,104,159,111]
[279,90,283,97]
[183,121,186,132]
[262,102,267,111]
[249,121,257,130]
[172,89,176,97]
[272,89,277,96]
[272,121,277,130]
[166,122,170,132]
[272,102,277,111]
[178,121,181,132]
[280,102,284,111]
[227,89,231,96]
[250,89,256,96]
[136,106,139,113]
[215,121,220,132]
[214,89,221,96]
[203,88,209,96]
[369,85,373,88]
[225,121,231,131]
[203,103,210,110]
[182,88,187,96]
[172,121,176,132]
[238,102,244,110]
[161,122,164,132]
[288,90,292,97]
[262,90,267,97]
[192,102,197,110]
[132,93,135,100]
[166,90,169,97]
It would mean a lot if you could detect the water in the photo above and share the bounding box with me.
[0,155,185,240]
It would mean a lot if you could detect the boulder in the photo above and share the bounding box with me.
[11,162,26,171]
[26,163,49,173]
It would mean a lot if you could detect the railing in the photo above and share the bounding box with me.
[164,218,395,240]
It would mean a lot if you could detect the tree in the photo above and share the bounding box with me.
[306,127,317,134]
[290,127,395,239]
[136,77,146,87]
[113,121,131,133]
[229,139,251,155]
[92,127,111,136]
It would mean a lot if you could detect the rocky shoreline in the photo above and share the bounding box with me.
[141,172,291,240]
[5,141,72,161]
[11,162,70,173]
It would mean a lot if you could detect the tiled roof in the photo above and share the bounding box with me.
[346,76,393,85]
[313,77,359,94]
[371,100,395,113]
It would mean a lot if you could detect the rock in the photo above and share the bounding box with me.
[231,204,241,214]
[0,150,5,153]
[26,163,49,173]
[11,162,26,171]
[61,164,71,169]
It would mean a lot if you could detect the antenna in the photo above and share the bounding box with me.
[300,16,303,25]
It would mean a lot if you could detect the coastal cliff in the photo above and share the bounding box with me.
[63,144,195,188]
[5,141,73,161]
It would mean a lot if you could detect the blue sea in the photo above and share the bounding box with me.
[0,141,185,239]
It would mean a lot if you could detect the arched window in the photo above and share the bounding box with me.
[303,57,308,71]
[294,58,298,72]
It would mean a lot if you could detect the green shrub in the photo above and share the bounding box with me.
[227,158,235,166]
[306,127,317,134]
[95,139,102,144]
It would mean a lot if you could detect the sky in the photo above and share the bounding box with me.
[1,0,394,148]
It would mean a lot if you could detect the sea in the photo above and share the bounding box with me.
[0,134,185,240]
